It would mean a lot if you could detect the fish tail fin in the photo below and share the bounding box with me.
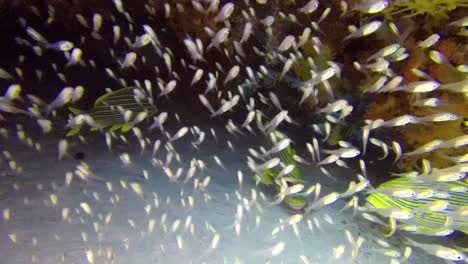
[66,124,83,137]
[384,217,396,237]
[121,124,133,133]
[68,107,83,115]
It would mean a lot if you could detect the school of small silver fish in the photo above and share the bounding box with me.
[0,0,467,263]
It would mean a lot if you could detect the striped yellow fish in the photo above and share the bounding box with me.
[255,131,306,209]
[67,87,157,136]
[365,177,468,235]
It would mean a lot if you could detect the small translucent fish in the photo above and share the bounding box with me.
[86,249,94,263]
[420,112,459,122]
[449,16,468,27]
[206,0,219,13]
[318,99,349,114]
[80,202,92,215]
[418,34,440,49]
[191,69,204,86]
[163,53,172,73]
[37,119,52,134]
[395,80,440,93]
[207,27,230,50]
[440,79,468,93]
[299,0,319,14]
[373,208,414,220]
[272,183,304,205]
[456,64,468,72]
[3,208,11,221]
[353,0,389,14]
[0,68,14,80]
[299,30,316,46]
[318,7,331,22]
[405,238,466,261]
[50,194,58,205]
[224,65,240,85]
[270,241,286,257]
[210,233,221,249]
[379,76,403,92]
[369,137,388,160]
[305,192,340,213]
[404,139,445,156]
[213,155,226,170]
[414,200,449,213]
[344,20,382,40]
[280,58,294,80]
[287,214,304,225]
[277,35,296,52]
[58,139,68,160]
[46,87,74,113]
[263,138,291,157]
[169,127,189,142]
[131,33,152,49]
[130,182,143,197]
[429,50,452,67]
[240,22,253,43]
[322,147,361,158]
[113,25,121,44]
[67,83,82,101]
[119,52,137,69]
[366,44,400,62]
[411,68,435,81]
[113,0,124,13]
[66,48,83,67]
[198,94,215,114]
[26,27,48,43]
[440,153,468,163]
[368,187,416,198]
[382,115,419,127]
[250,157,281,172]
[391,141,402,164]
[269,92,283,111]
[211,95,239,117]
[415,95,444,107]
[333,245,346,259]
[47,40,74,51]
[158,80,177,98]
[214,3,234,22]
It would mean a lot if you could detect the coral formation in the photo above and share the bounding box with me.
[386,0,468,19]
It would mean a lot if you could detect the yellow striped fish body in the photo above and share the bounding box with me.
[271,132,305,209]
[67,87,157,136]
[366,177,468,235]
[257,169,275,185]
[256,130,305,209]
[257,131,302,184]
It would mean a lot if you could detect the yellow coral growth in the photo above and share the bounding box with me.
[397,92,467,171]
[385,0,468,19]
[365,94,411,121]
